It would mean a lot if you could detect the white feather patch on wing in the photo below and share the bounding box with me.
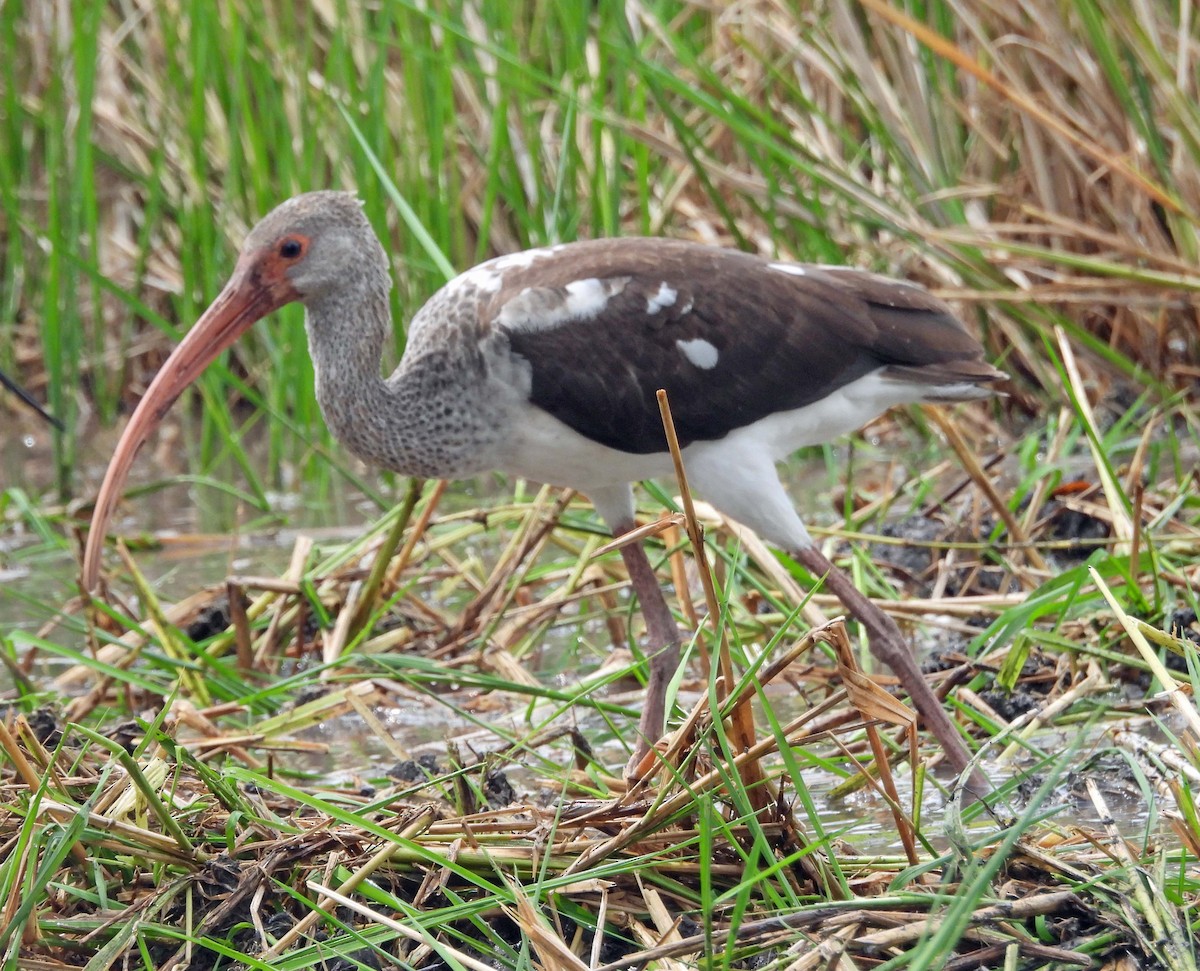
[675,337,719,370]
[497,277,629,332]
[646,282,678,313]
[448,247,557,294]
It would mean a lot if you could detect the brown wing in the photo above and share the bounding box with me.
[487,238,1002,454]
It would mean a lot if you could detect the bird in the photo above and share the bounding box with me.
[81,191,1005,788]
[1,368,62,430]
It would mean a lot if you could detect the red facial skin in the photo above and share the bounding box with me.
[81,236,309,593]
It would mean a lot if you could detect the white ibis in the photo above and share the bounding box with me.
[82,191,1004,787]
[1,368,62,430]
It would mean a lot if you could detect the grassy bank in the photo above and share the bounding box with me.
[2,1,1200,968]
[3,0,1197,496]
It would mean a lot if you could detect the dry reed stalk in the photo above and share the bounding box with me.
[827,623,920,866]
[925,407,1049,579]
[436,487,574,657]
[655,388,765,804]
[255,534,314,667]
[346,477,427,640]
[663,521,699,630]
[1056,330,1137,547]
[996,660,1109,764]
[1093,567,1200,748]
[855,0,1184,215]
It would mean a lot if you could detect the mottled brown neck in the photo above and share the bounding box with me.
[304,275,505,479]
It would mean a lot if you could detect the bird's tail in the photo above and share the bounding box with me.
[882,359,1007,402]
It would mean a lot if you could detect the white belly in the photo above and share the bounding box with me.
[502,404,676,490]
[741,369,926,456]
[499,370,922,494]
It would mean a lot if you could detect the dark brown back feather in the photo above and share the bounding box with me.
[488,239,1003,453]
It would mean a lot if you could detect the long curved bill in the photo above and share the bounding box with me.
[81,258,291,593]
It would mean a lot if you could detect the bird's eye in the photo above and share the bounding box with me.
[279,238,304,259]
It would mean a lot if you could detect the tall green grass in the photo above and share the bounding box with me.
[2,0,1196,506]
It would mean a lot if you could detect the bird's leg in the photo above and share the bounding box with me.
[790,543,989,796]
[614,527,682,775]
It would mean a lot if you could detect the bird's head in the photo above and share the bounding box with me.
[81,190,385,593]
[239,191,388,304]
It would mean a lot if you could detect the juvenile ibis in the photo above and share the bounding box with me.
[82,191,1004,785]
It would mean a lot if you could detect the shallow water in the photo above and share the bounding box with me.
[0,414,1171,853]
[270,675,1168,856]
